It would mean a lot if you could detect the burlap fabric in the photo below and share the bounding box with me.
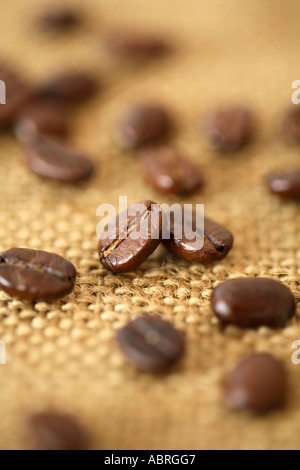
[0,0,299,450]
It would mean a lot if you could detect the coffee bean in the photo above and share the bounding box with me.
[117,316,185,373]
[22,136,95,183]
[37,9,82,32]
[14,102,69,143]
[36,72,98,104]
[115,104,171,149]
[0,248,76,302]
[103,30,169,60]
[98,200,165,273]
[265,168,300,200]
[224,353,287,413]
[203,107,252,151]
[281,108,300,144]
[28,411,87,450]
[139,146,204,195]
[163,208,233,264]
[0,65,32,128]
[211,277,295,327]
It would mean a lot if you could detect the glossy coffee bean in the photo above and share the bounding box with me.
[98,200,165,273]
[163,208,233,264]
[14,102,68,142]
[0,248,76,302]
[0,65,32,128]
[211,277,295,327]
[265,168,300,200]
[36,72,98,104]
[139,146,204,195]
[22,136,95,183]
[281,108,300,144]
[103,30,169,60]
[115,104,171,149]
[203,107,252,151]
[37,9,82,32]
[28,412,87,450]
[224,353,287,413]
[117,316,185,373]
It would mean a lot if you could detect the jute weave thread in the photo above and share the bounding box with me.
[0,0,299,450]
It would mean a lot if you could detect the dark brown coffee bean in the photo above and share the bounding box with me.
[224,353,287,413]
[139,146,204,195]
[14,102,69,142]
[203,107,252,151]
[211,277,295,327]
[163,208,233,264]
[265,168,300,200]
[22,136,95,183]
[103,30,169,60]
[36,72,98,104]
[117,316,185,373]
[98,200,165,273]
[28,411,87,450]
[281,108,300,144]
[0,248,76,302]
[37,9,82,32]
[115,104,171,149]
[0,65,32,128]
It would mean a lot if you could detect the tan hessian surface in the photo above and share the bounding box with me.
[0,0,299,450]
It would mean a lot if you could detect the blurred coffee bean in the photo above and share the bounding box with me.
[37,8,82,33]
[115,104,171,149]
[14,102,69,142]
[281,108,300,144]
[36,72,98,104]
[203,107,252,152]
[103,30,170,60]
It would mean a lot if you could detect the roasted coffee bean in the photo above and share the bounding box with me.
[117,316,185,373]
[0,65,32,128]
[163,208,233,264]
[0,248,76,302]
[22,136,95,183]
[281,108,300,144]
[139,146,204,195]
[211,277,295,327]
[265,168,300,200]
[103,31,169,60]
[37,9,82,32]
[28,411,87,450]
[115,104,171,149]
[224,353,287,413]
[36,72,98,104]
[14,102,69,142]
[203,107,252,151]
[98,200,165,273]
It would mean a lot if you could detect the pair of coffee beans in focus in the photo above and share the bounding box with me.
[98,200,233,273]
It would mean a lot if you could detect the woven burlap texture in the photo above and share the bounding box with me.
[0,0,299,450]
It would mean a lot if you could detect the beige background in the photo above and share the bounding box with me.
[0,0,299,450]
